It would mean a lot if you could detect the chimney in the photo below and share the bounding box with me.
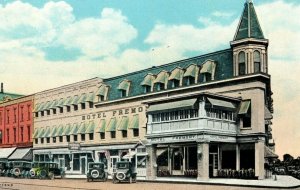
[1,83,3,93]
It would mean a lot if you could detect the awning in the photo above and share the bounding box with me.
[78,94,87,103]
[106,118,117,132]
[264,146,278,158]
[122,151,137,159]
[71,95,80,105]
[265,106,273,120]
[86,121,95,134]
[0,147,16,159]
[50,126,57,137]
[37,128,45,138]
[118,116,129,131]
[86,92,95,102]
[77,122,87,134]
[169,68,183,81]
[82,144,137,151]
[43,127,51,138]
[147,98,197,113]
[154,71,168,84]
[140,74,155,86]
[200,60,216,74]
[70,123,79,135]
[207,97,236,110]
[56,98,65,108]
[96,85,108,96]
[49,100,58,109]
[37,102,45,112]
[56,125,65,136]
[238,100,251,114]
[156,149,167,157]
[64,96,73,106]
[129,115,139,129]
[96,119,106,133]
[8,148,32,161]
[33,103,40,112]
[33,128,40,138]
[63,124,72,136]
[118,80,130,91]
[183,64,198,78]
[42,101,52,110]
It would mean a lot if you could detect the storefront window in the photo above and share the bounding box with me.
[73,154,80,171]
[137,156,146,168]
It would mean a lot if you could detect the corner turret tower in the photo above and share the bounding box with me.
[231,0,269,76]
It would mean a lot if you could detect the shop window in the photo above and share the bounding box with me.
[254,50,261,73]
[100,132,105,139]
[111,131,116,139]
[67,106,71,112]
[59,107,63,113]
[41,138,44,144]
[144,85,151,93]
[73,154,80,171]
[185,76,195,86]
[122,131,127,138]
[66,135,70,142]
[89,102,93,108]
[74,135,78,142]
[53,137,56,143]
[46,138,50,143]
[47,110,50,115]
[59,136,63,142]
[81,103,86,110]
[171,79,180,88]
[133,129,139,137]
[35,139,38,144]
[53,109,56,114]
[89,133,94,140]
[81,134,85,141]
[35,112,39,118]
[238,51,246,75]
[74,105,78,111]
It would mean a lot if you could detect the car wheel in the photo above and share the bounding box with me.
[91,169,100,179]
[39,170,47,179]
[116,172,126,181]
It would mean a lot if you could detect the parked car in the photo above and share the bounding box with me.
[0,161,9,177]
[86,162,108,182]
[4,162,13,177]
[112,161,137,183]
[11,161,32,178]
[37,162,65,179]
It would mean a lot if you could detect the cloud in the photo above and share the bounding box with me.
[212,11,234,18]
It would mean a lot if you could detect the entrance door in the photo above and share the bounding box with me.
[172,148,183,175]
[59,158,65,171]
[80,156,87,174]
[110,156,119,174]
[209,153,218,177]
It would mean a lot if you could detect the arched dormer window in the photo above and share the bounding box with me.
[169,67,184,88]
[96,84,109,102]
[254,50,261,73]
[153,71,169,91]
[140,74,155,93]
[238,51,246,75]
[117,80,131,98]
[200,60,216,82]
[183,64,199,85]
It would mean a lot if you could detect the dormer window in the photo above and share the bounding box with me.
[254,51,261,73]
[238,52,246,75]
[169,67,184,88]
[200,60,216,82]
[118,80,131,98]
[156,83,164,91]
[171,80,180,88]
[153,71,169,92]
[184,64,199,86]
[141,74,155,93]
[96,85,109,102]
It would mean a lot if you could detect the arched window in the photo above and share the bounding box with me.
[254,51,261,73]
[238,52,246,75]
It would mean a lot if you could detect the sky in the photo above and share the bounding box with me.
[0,0,299,159]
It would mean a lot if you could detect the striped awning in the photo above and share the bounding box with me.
[37,102,45,112]
[86,121,95,134]
[118,80,131,91]
[118,116,129,131]
[169,68,183,81]
[8,148,32,161]
[129,115,139,129]
[184,64,198,78]
[200,60,216,74]
[96,85,108,96]
[33,103,40,112]
[56,125,65,136]
[70,123,79,135]
[71,95,80,105]
[43,127,51,138]
[78,122,87,134]
[49,100,58,109]
[96,119,106,133]
[86,92,95,102]
[50,126,57,137]
[140,74,155,86]
[154,71,168,84]
[33,128,40,138]
[148,98,197,113]
[106,118,117,132]
[63,124,72,136]
[56,98,65,108]
[64,97,73,106]
[238,100,251,115]
[37,128,45,138]
[207,97,236,110]
[42,101,52,110]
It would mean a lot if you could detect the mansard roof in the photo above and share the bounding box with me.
[103,49,233,101]
[234,1,265,41]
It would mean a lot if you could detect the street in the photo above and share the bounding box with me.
[0,177,298,190]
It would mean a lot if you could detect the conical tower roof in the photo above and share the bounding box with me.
[233,0,264,41]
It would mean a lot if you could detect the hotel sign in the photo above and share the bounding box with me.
[68,142,81,150]
[82,106,144,121]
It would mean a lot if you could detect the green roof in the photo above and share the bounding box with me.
[234,1,264,40]
[0,92,23,102]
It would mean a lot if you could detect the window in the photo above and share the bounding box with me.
[111,131,116,139]
[41,111,44,117]
[100,133,105,139]
[243,117,251,128]
[20,127,24,142]
[35,112,39,118]
[59,107,63,113]
[6,129,9,143]
[46,137,50,143]
[254,50,261,73]
[53,109,57,114]
[66,135,70,142]
[171,79,180,88]
[74,105,78,111]
[89,102,93,108]
[27,126,30,141]
[81,103,86,110]
[120,90,127,97]
[186,76,195,85]
[59,136,63,142]
[47,110,50,115]
[53,137,56,143]
[206,108,235,121]
[152,109,199,123]
[13,128,16,143]
[133,129,139,137]
[73,135,78,142]
[14,108,17,123]
[27,105,31,120]
[144,86,151,93]
[81,134,85,141]
[21,107,24,121]
[238,51,246,75]
[122,131,127,138]
[67,106,71,112]
[203,73,212,82]
[0,112,2,124]
[98,95,105,102]
[6,110,9,124]
[89,133,94,140]
[35,139,38,144]
[41,138,44,144]
[156,83,164,91]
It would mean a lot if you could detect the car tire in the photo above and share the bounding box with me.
[39,170,47,179]
[116,172,126,181]
[13,168,21,177]
[29,169,35,178]
[91,169,100,179]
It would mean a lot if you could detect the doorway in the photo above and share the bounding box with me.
[80,156,87,174]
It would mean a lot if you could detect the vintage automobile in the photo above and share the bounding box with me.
[112,161,137,183]
[4,162,13,177]
[11,161,32,178]
[86,162,108,182]
[29,162,65,179]
[0,161,9,177]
